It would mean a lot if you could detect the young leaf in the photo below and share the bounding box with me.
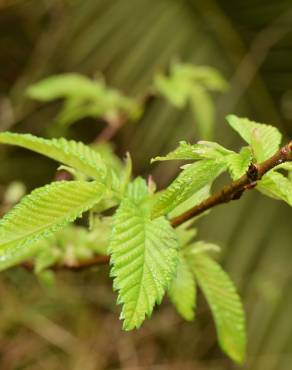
[190,253,246,363]
[26,74,100,101]
[226,115,282,161]
[186,65,228,91]
[154,64,227,107]
[109,179,178,330]
[152,160,226,218]
[34,246,60,274]
[168,254,196,321]
[27,74,141,125]
[0,181,105,270]
[226,146,253,180]
[175,223,197,247]
[0,132,107,180]
[169,185,210,219]
[257,171,292,206]
[274,162,292,172]
[152,141,232,163]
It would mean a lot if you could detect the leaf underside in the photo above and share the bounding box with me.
[257,171,292,206]
[190,253,246,363]
[168,254,196,321]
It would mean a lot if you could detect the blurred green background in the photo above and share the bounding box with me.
[0,0,291,369]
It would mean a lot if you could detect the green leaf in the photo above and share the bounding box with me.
[226,146,253,180]
[154,63,227,139]
[257,171,292,206]
[187,241,221,255]
[189,253,246,363]
[0,181,105,270]
[168,254,196,321]
[152,141,231,163]
[33,217,111,272]
[190,85,214,140]
[34,247,60,274]
[125,176,149,204]
[274,162,292,172]
[184,65,228,91]
[27,74,142,125]
[152,160,226,218]
[0,132,107,180]
[109,179,178,330]
[226,115,282,161]
[26,74,101,101]
[169,185,210,219]
[154,73,188,107]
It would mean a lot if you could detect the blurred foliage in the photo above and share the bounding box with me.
[27,73,142,127]
[154,63,228,139]
[0,0,292,370]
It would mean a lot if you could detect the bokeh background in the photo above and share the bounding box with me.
[0,0,292,369]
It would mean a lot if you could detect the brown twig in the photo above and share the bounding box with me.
[170,141,292,227]
[22,254,110,272]
[23,141,292,271]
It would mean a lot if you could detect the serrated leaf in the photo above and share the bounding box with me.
[189,253,246,363]
[226,115,282,161]
[152,160,226,218]
[0,132,107,180]
[226,146,253,180]
[0,181,105,270]
[109,179,178,330]
[126,176,149,204]
[168,254,196,321]
[152,141,231,163]
[257,171,292,206]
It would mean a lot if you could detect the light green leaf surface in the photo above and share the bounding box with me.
[109,180,178,330]
[190,85,214,140]
[33,217,112,272]
[26,74,101,100]
[257,171,292,206]
[152,160,226,218]
[27,74,141,125]
[152,141,231,163]
[154,73,188,107]
[190,253,246,363]
[226,115,282,161]
[0,132,106,180]
[168,254,196,321]
[274,162,292,172]
[0,181,105,270]
[186,65,228,91]
[154,63,227,139]
[226,146,253,180]
[169,185,210,219]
